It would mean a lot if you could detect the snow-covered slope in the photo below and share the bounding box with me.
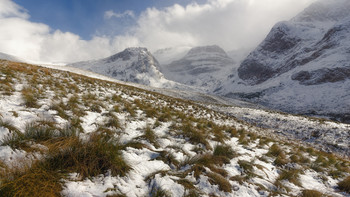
[1,60,349,196]
[0,52,23,62]
[70,47,184,89]
[153,46,191,65]
[160,45,237,92]
[219,0,350,123]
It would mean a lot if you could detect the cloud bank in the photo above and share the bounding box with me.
[0,0,317,63]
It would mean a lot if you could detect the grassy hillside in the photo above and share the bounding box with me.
[0,60,349,196]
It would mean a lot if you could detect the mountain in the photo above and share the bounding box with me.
[70,47,177,88]
[153,46,191,65]
[0,52,23,62]
[160,45,237,92]
[1,59,349,196]
[219,0,350,123]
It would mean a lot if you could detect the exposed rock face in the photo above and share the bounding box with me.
[238,0,350,85]
[70,47,166,86]
[218,0,350,123]
[160,45,236,92]
[292,67,350,85]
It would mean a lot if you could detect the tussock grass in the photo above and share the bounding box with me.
[21,86,39,108]
[181,123,210,149]
[301,189,324,197]
[213,144,236,159]
[267,144,283,157]
[122,141,149,150]
[141,126,158,147]
[238,160,255,178]
[50,101,69,120]
[0,165,62,197]
[150,187,171,197]
[338,176,350,193]
[207,172,232,192]
[43,133,130,178]
[276,169,301,187]
[155,151,179,168]
[0,119,20,134]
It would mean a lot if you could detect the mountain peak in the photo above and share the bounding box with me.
[187,45,227,55]
[293,0,350,23]
[105,47,150,63]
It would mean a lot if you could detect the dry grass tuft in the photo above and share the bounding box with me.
[0,165,62,197]
[207,172,232,192]
[338,176,350,193]
[301,189,324,197]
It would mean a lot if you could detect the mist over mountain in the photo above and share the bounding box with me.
[217,0,350,122]
[69,47,184,89]
[159,45,237,92]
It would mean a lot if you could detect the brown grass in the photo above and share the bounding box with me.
[338,176,350,193]
[207,172,232,192]
[0,165,62,197]
[301,190,324,197]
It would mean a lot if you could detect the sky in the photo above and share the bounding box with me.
[0,0,317,63]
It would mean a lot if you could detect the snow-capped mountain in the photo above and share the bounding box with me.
[1,59,349,196]
[219,0,350,123]
[160,45,237,92]
[153,46,192,65]
[0,52,23,62]
[70,47,176,88]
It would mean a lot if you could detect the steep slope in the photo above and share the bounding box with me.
[220,0,350,122]
[70,47,179,88]
[0,52,23,62]
[1,60,349,196]
[160,45,237,92]
[153,46,191,65]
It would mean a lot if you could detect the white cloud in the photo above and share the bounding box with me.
[0,0,28,18]
[0,0,139,63]
[130,0,318,51]
[0,0,317,63]
[104,10,135,19]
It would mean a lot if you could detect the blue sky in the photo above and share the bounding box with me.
[1,0,316,62]
[13,0,206,39]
